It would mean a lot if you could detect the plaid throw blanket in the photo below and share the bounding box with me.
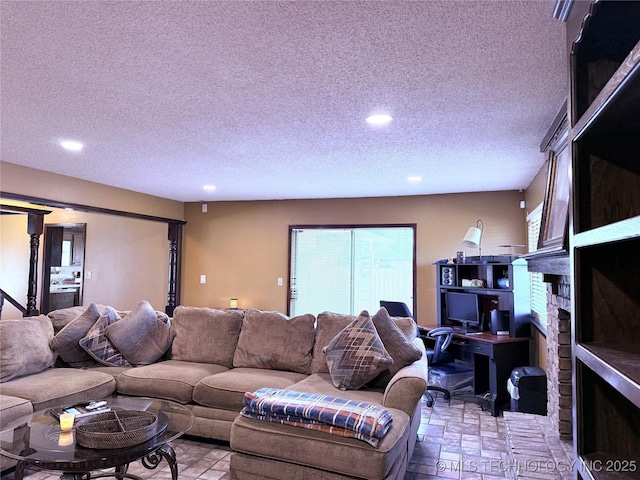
[240,388,393,447]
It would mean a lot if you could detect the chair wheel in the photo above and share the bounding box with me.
[425,393,435,407]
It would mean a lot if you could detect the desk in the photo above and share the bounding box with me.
[421,327,530,416]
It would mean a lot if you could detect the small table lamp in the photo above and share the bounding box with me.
[462,219,484,258]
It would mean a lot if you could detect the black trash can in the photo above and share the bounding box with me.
[507,366,547,415]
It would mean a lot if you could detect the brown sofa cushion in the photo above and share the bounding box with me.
[170,306,244,367]
[79,307,130,367]
[106,300,173,365]
[0,368,116,411]
[324,310,393,390]
[0,395,33,427]
[370,307,422,387]
[308,311,355,374]
[116,359,227,404]
[50,303,101,367]
[233,309,315,374]
[0,315,56,382]
[290,373,384,406]
[194,368,306,411]
[230,405,410,480]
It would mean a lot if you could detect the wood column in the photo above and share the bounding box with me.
[166,222,183,316]
[25,212,46,316]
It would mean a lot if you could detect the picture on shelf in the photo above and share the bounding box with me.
[539,146,570,252]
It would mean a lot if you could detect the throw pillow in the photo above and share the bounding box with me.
[50,303,101,367]
[324,310,393,390]
[308,311,355,374]
[79,307,130,367]
[0,315,56,382]
[233,309,316,374]
[47,304,106,333]
[170,306,244,367]
[105,300,174,365]
[118,308,171,326]
[391,316,419,341]
[369,307,423,387]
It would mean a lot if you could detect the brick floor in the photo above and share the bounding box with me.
[502,411,573,480]
[1,393,568,480]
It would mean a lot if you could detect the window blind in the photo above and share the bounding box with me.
[290,227,414,316]
[527,204,547,326]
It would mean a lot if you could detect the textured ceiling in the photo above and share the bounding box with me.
[0,0,567,202]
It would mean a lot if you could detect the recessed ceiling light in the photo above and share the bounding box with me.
[59,140,84,152]
[366,114,393,126]
[203,185,216,191]
[407,176,422,182]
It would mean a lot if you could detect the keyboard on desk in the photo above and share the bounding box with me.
[452,337,468,347]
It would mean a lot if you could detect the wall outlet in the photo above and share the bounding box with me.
[277,277,283,286]
[85,271,92,279]
[202,204,208,213]
[200,274,206,284]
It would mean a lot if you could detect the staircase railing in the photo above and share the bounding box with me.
[1,203,51,318]
[0,288,29,319]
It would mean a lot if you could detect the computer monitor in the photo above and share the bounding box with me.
[445,291,481,333]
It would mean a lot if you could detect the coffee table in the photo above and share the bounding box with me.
[0,397,194,480]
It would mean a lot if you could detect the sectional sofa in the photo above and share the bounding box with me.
[0,301,429,480]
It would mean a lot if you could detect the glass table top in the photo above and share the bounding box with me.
[0,397,194,467]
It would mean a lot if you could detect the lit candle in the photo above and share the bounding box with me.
[59,413,75,431]
[229,298,238,309]
[58,431,74,446]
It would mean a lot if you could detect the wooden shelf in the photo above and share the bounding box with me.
[573,40,640,141]
[573,217,640,248]
[434,257,531,338]
[575,343,640,409]
[576,362,640,479]
[569,1,640,474]
[578,452,640,480]
[571,53,640,232]
[571,1,640,122]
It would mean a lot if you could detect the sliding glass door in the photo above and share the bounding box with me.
[289,226,415,316]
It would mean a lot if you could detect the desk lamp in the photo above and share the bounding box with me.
[462,219,484,258]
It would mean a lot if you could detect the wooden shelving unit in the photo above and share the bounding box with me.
[434,256,531,337]
[568,1,640,478]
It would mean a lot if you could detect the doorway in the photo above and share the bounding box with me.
[40,223,86,314]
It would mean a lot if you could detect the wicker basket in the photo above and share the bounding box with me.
[75,410,158,449]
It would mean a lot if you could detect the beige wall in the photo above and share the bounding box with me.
[524,159,549,225]
[0,214,31,318]
[0,205,170,318]
[182,191,527,326]
[2,162,533,332]
[1,161,184,220]
[1,162,183,318]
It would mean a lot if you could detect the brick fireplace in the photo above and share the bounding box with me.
[543,273,572,439]
[527,255,572,440]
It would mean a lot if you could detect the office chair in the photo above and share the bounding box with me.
[379,300,413,318]
[424,327,455,407]
[379,301,455,407]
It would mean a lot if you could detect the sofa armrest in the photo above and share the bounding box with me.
[382,338,428,419]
